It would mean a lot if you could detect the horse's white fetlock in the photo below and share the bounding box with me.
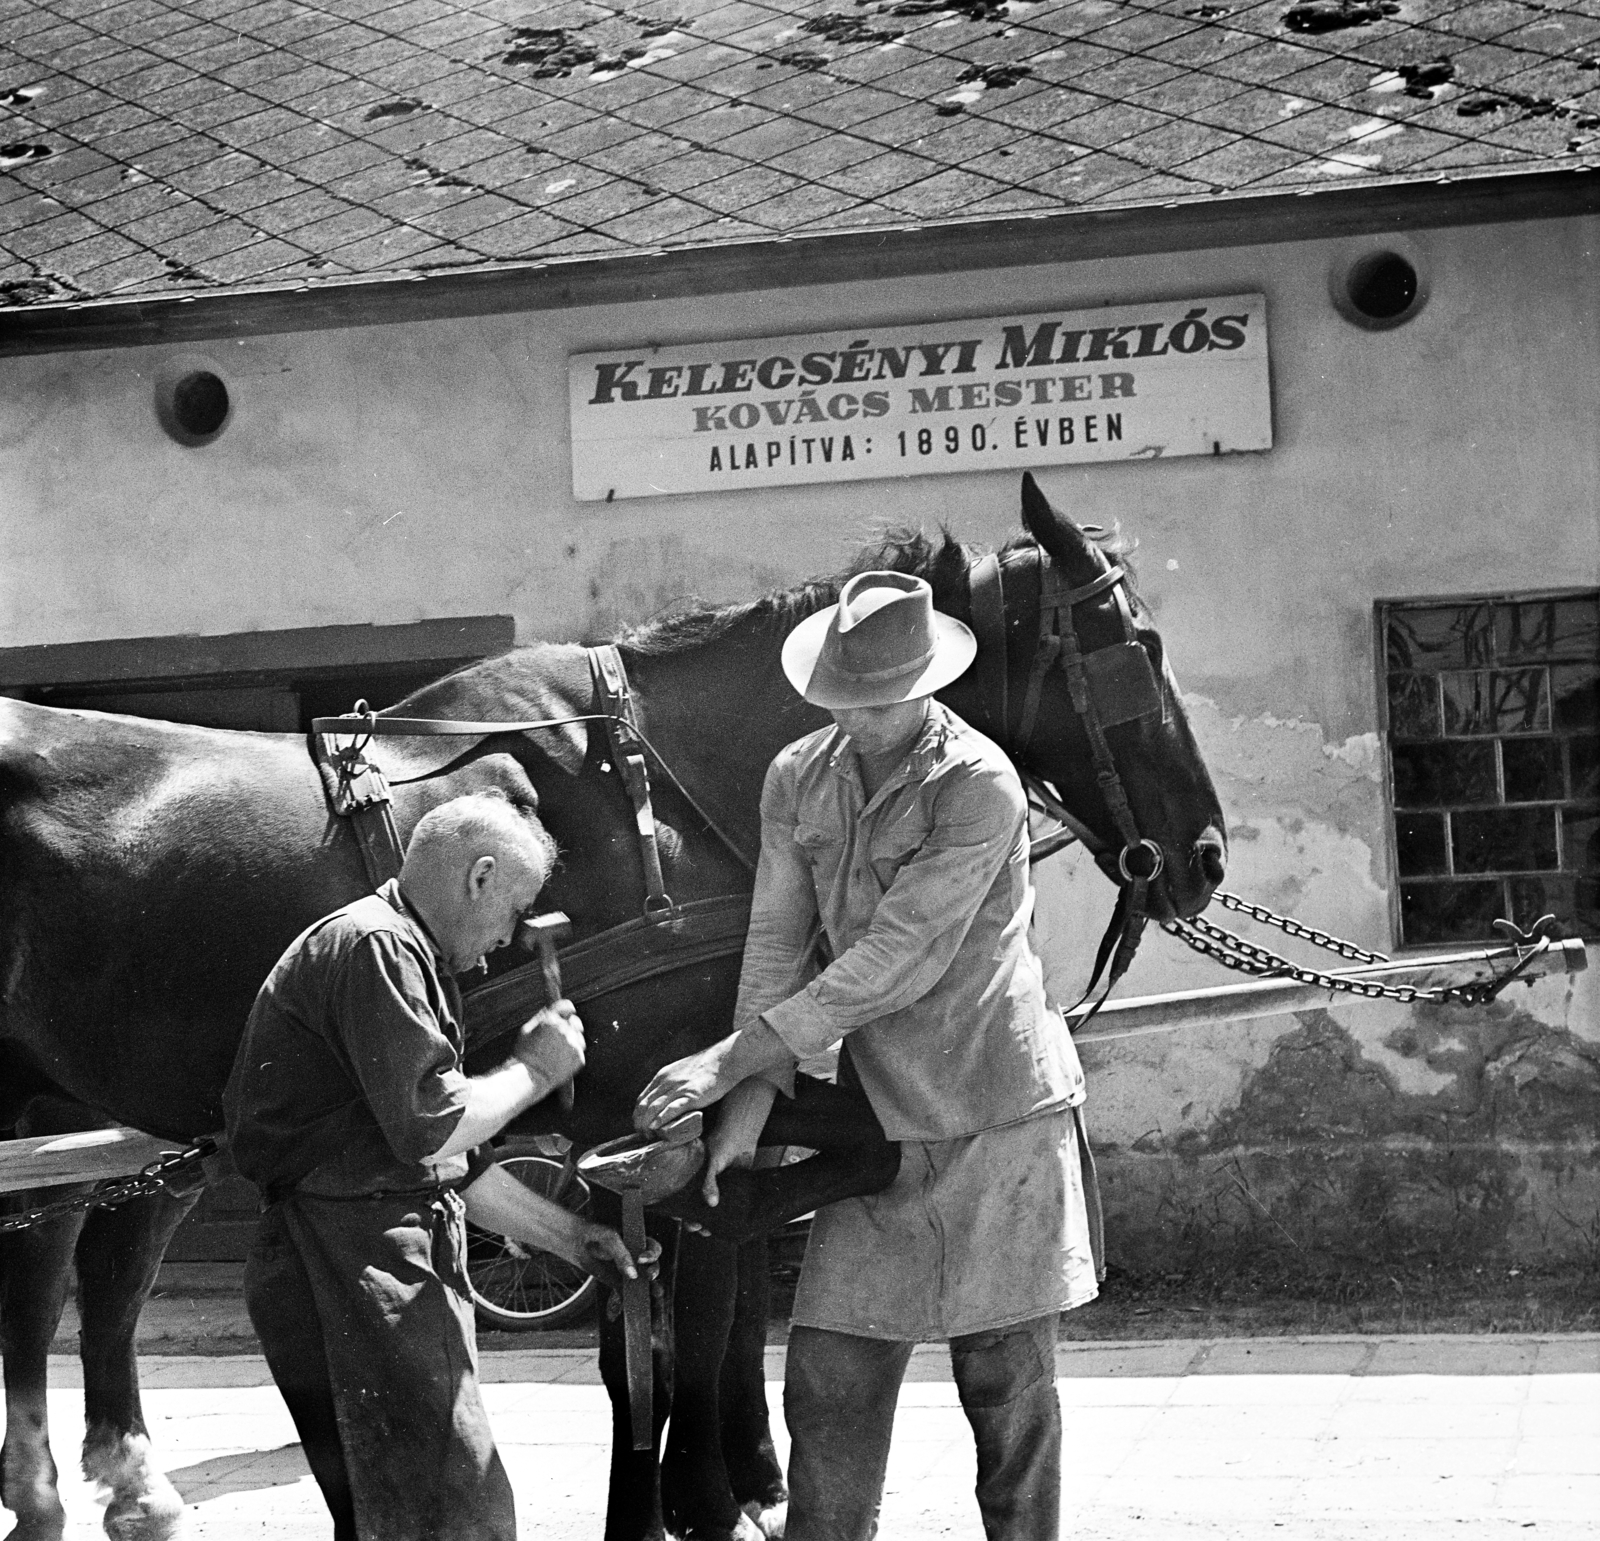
[82,1432,187,1541]
[3,1435,68,1541]
[741,1498,787,1539]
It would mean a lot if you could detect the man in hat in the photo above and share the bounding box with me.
[636,571,1098,1541]
[226,791,652,1541]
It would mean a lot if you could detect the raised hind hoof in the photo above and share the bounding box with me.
[656,1169,761,1244]
[83,1431,187,1541]
[580,1119,706,1204]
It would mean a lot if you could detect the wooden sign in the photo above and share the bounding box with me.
[569,294,1271,500]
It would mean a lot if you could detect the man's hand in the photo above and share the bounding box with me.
[634,1042,732,1133]
[634,1021,795,1134]
[514,1000,585,1095]
[702,1077,779,1207]
[577,1222,662,1294]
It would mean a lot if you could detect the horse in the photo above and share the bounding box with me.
[0,474,1226,1541]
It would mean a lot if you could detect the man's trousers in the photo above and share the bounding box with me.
[783,1315,1061,1541]
[244,1190,515,1541]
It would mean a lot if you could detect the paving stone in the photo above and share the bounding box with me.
[38,1334,1588,1541]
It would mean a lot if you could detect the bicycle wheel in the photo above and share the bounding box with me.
[465,1155,599,1330]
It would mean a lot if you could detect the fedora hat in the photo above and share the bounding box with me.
[781,571,977,709]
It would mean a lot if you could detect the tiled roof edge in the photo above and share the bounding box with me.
[3,165,1595,357]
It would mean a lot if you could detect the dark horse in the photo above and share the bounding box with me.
[0,477,1226,1541]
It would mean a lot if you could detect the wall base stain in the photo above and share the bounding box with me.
[1094,1003,1600,1276]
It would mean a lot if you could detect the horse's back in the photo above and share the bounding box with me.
[0,698,362,1134]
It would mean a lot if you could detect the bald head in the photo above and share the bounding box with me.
[400,792,559,975]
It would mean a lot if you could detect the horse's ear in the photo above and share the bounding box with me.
[1020,471,1104,583]
[930,530,969,601]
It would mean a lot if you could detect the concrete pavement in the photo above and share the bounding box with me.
[22,1335,1599,1541]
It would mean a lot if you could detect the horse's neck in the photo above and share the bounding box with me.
[622,620,829,861]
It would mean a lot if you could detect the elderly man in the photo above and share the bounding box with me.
[637,571,1098,1541]
[225,791,647,1541]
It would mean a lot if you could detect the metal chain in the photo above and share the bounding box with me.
[1209,890,1390,964]
[0,1137,216,1236]
[1179,911,1326,976]
[1161,918,1429,1001]
[1162,915,1544,1008]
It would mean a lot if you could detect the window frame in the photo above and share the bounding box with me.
[1375,585,1598,950]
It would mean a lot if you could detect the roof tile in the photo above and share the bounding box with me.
[273,203,390,250]
[163,218,276,264]
[3,0,1591,303]
[71,247,174,292]
[315,223,452,269]
[737,181,870,228]
[1170,135,1316,186]
[15,225,139,272]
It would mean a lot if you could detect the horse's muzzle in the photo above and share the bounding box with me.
[1197,825,1228,889]
[1150,825,1227,921]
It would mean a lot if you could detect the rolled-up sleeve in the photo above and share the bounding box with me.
[732,762,819,1094]
[762,762,1024,1061]
[331,935,470,1163]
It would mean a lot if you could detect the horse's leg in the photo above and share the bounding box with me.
[76,1183,204,1541]
[656,1077,901,1245]
[661,1232,761,1541]
[595,1197,676,1541]
[0,1206,83,1541]
[721,1239,785,1538]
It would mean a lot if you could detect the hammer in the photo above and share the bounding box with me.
[523,912,576,1112]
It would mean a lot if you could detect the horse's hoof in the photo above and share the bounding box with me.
[83,1432,187,1541]
[677,1512,765,1541]
[2,1498,68,1541]
[103,1491,188,1541]
[579,1127,706,1203]
[742,1498,787,1538]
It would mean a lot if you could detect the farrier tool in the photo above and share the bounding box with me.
[522,912,576,1112]
[579,1113,707,1450]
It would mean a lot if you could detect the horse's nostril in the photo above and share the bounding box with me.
[1195,828,1227,887]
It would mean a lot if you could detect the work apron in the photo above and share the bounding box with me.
[791,1105,1099,1342]
[244,1188,514,1541]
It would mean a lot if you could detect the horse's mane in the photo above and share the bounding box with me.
[621,524,1136,659]
[398,524,1140,704]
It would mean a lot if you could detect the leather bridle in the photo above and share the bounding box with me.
[967,541,1168,1025]
[314,541,1172,1033]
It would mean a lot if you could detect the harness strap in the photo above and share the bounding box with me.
[312,711,606,737]
[464,895,753,1053]
[1060,566,1125,607]
[1016,630,1061,751]
[591,646,676,922]
[968,551,1009,745]
[312,738,404,889]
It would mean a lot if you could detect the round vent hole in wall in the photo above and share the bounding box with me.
[1334,249,1428,330]
[154,358,233,445]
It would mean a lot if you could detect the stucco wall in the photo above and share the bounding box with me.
[3,212,1596,1273]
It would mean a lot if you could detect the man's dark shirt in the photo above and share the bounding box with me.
[225,878,479,1198]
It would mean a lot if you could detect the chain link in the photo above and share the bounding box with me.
[1163,908,1546,1009]
[0,1138,216,1236]
[1210,890,1390,964]
[1179,911,1326,977]
[1162,918,1427,1002]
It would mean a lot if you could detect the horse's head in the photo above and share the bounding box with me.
[935,473,1226,922]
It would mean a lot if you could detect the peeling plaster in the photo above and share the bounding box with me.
[1097,1002,1600,1269]
[1321,730,1380,772]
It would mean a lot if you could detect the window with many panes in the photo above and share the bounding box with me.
[1381,592,1598,945]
